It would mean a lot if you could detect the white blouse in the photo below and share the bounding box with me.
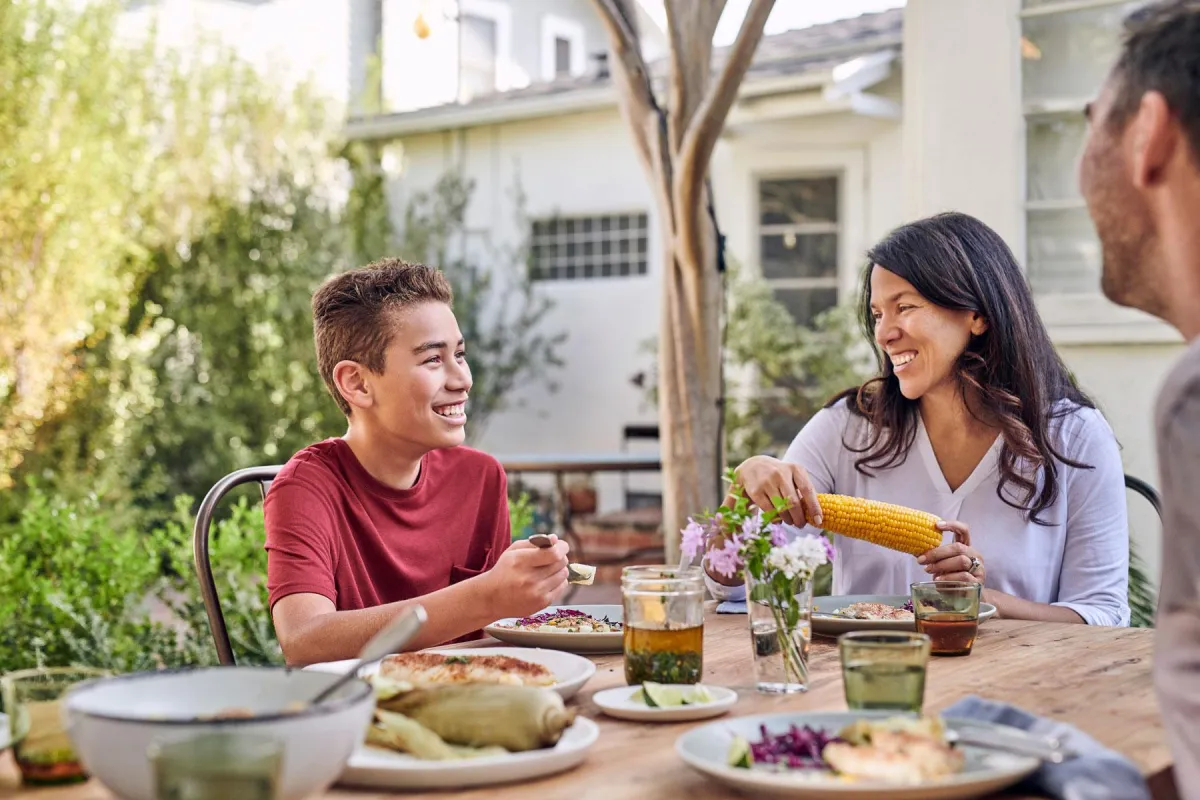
[706,399,1131,627]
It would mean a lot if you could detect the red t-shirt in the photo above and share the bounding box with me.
[264,438,510,640]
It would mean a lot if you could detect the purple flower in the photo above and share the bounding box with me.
[680,518,707,560]
[741,509,764,541]
[822,535,836,562]
[706,538,743,578]
[768,522,789,548]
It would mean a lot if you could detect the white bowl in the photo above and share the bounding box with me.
[64,666,374,800]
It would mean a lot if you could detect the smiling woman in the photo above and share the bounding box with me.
[711,212,1131,628]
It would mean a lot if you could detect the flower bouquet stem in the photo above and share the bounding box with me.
[746,569,813,693]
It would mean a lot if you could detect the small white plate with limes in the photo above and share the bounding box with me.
[592,683,737,722]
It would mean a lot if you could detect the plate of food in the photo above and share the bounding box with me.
[304,647,596,701]
[812,595,997,635]
[593,682,737,723]
[343,671,597,789]
[485,605,624,654]
[676,711,1039,799]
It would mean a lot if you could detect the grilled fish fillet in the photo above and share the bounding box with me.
[378,652,556,687]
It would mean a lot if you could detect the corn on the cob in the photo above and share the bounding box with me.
[816,494,942,556]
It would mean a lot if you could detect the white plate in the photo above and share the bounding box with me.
[485,605,624,654]
[339,716,599,790]
[812,595,997,635]
[676,711,1040,800]
[593,684,737,722]
[304,646,596,701]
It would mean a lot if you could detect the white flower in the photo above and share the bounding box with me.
[765,534,830,581]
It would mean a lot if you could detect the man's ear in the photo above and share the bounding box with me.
[1129,90,1175,189]
[332,360,373,412]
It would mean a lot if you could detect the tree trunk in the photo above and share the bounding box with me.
[657,206,722,563]
[592,0,775,560]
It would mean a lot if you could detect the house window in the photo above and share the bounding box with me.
[459,12,498,100]
[530,213,650,281]
[1019,0,1140,294]
[554,37,572,77]
[541,15,585,81]
[757,176,840,327]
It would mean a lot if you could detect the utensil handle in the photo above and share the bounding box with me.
[310,605,427,706]
[952,729,1074,764]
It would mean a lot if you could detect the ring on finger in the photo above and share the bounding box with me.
[967,556,983,576]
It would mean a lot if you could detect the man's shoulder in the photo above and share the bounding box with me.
[1157,339,1200,432]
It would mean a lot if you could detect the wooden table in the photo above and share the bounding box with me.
[0,613,1175,800]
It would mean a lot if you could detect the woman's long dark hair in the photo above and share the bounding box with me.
[829,212,1097,525]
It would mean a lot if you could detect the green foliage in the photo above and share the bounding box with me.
[0,0,340,491]
[1129,536,1157,628]
[509,491,536,540]
[0,484,280,673]
[723,261,873,463]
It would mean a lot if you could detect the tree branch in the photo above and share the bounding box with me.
[591,0,658,175]
[674,0,774,279]
[662,0,727,155]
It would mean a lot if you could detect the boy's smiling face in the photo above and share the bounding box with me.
[340,300,472,454]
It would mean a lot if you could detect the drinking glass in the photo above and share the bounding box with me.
[148,732,283,800]
[1,666,109,785]
[839,631,932,712]
[911,580,982,656]
[620,566,705,684]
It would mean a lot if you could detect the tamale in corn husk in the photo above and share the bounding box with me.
[377,683,575,752]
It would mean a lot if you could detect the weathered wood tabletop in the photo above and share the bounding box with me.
[0,611,1175,799]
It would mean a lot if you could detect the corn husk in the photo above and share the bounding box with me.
[377,683,575,752]
[368,709,506,760]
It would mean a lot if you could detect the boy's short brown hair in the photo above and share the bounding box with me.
[312,258,454,416]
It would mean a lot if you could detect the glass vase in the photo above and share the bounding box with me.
[745,569,813,693]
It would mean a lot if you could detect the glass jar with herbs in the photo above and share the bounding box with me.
[621,566,705,685]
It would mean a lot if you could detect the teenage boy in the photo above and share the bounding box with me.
[264,259,569,665]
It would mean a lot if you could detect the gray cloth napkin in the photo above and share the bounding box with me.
[716,600,747,613]
[943,695,1150,800]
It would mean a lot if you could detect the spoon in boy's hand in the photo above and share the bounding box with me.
[527,533,596,585]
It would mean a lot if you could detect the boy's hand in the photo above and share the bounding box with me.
[482,536,570,618]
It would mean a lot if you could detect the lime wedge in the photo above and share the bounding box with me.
[687,685,715,704]
[727,735,753,768]
[642,682,685,708]
[629,687,647,704]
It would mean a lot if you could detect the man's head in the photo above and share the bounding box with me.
[1079,0,1200,321]
[312,259,471,451]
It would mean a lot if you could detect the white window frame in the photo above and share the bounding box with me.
[459,0,513,93]
[1018,0,1179,342]
[755,176,842,325]
[529,211,651,282]
[541,14,586,80]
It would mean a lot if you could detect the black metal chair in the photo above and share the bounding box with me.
[1125,473,1162,518]
[193,465,281,666]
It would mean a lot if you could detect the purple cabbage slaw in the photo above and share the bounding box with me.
[514,608,623,629]
[747,723,842,769]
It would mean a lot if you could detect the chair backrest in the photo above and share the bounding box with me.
[1124,473,1162,519]
[193,465,282,666]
